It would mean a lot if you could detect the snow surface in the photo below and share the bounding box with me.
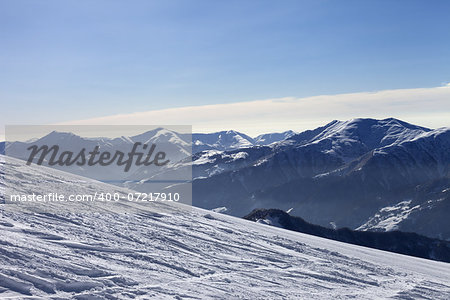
[0,155,449,299]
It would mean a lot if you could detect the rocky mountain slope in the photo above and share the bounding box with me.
[191,118,450,240]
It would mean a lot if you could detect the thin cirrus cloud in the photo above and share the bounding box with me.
[60,85,450,136]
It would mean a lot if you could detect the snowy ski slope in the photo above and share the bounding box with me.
[0,155,449,299]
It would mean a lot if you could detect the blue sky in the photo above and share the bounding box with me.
[1,0,449,133]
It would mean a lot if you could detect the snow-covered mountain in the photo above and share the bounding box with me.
[254,130,297,145]
[1,155,449,298]
[3,128,293,183]
[3,118,449,241]
[192,130,255,153]
[191,118,450,240]
[130,127,191,151]
[5,128,191,181]
[192,129,297,153]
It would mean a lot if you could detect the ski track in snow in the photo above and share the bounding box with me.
[0,156,449,299]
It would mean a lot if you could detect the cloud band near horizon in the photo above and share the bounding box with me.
[61,85,450,136]
[2,85,449,140]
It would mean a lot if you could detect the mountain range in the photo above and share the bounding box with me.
[190,118,450,240]
[2,118,449,240]
[4,128,191,181]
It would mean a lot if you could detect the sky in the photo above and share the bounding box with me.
[1,0,449,138]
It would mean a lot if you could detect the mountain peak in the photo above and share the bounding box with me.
[254,130,297,145]
[130,127,166,142]
[333,117,429,131]
[192,130,255,152]
[304,118,431,151]
[37,131,81,143]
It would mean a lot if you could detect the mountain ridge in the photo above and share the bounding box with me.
[2,118,449,240]
[191,118,450,240]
